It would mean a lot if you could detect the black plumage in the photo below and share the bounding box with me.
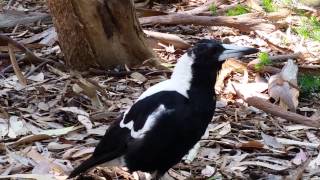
[69,39,258,179]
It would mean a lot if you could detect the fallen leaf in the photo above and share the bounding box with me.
[59,107,89,116]
[8,116,28,138]
[27,72,45,82]
[292,149,308,165]
[201,165,215,177]
[47,142,73,151]
[130,72,148,84]
[38,126,76,136]
[8,134,52,147]
[199,147,220,160]
[26,148,66,175]
[9,152,32,166]
[0,174,66,180]
[64,132,87,141]
[77,115,92,131]
[218,122,231,136]
[38,102,50,111]
[237,140,264,150]
[261,133,284,149]
[309,153,320,169]
[0,118,9,137]
[62,148,80,159]
[237,161,289,171]
[276,137,320,148]
[71,147,95,159]
[183,142,201,164]
[256,156,292,166]
[87,125,109,136]
[268,59,299,111]
[306,131,320,144]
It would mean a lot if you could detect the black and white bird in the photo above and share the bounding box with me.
[68,39,258,179]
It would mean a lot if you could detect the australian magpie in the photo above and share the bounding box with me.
[68,39,258,179]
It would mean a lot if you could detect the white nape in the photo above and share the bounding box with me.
[137,52,194,101]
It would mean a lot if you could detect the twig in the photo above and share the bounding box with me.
[8,44,27,86]
[0,34,61,66]
[25,60,49,77]
[255,30,293,53]
[182,0,224,15]
[5,0,16,9]
[285,157,312,180]
[0,57,24,75]
[232,85,320,128]
[88,68,172,77]
[144,30,190,49]
[0,34,42,64]
[269,116,301,141]
[269,53,302,61]
[140,13,276,33]
[0,53,23,60]
[247,53,302,74]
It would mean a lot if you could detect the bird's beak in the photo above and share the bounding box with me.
[218,44,258,61]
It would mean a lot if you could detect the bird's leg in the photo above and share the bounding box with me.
[132,171,153,180]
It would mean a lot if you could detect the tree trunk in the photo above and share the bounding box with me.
[47,0,155,70]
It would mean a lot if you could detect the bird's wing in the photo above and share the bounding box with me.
[69,89,189,178]
[68,117,130,178]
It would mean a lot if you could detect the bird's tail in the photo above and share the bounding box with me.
[68,150,124,179]
[68,155,103,179]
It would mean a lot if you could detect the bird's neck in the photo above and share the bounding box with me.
[188,65,217,99]
[170,53,218,99]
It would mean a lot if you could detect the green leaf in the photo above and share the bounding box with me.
[226,5,249,16]
[209,3,217,16]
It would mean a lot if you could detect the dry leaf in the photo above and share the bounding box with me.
[71,147,95,159]
[38,126,76,136]
[183,142,201,164]
[306,131,320,144]
[261,133,284,149]
[0,174,66,180]
[218,122,231,136]
[47,142,73,151]
[9,134,52,147]
[38,102,50,111]
[201,165,215,177]
[62,148,80,159]
[8,116,28,139]
[309,153,320,169]
[237,161,288,171]
[87,125,109,136]
[237,140,264,150]
[268,60,299,111]
[59,107,89,117]
[27,72,45,82]
[130,72,147,84]
[77,115,92,131]
[199,147,220,160]
[26,148,66,175]
[292,149,308,165]
[0,118,9,137]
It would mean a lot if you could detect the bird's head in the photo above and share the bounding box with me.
[171,39,258,91]
[188,39,258,70]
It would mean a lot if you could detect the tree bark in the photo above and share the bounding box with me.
[47,0,155,70]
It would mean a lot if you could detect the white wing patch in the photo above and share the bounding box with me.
[120,105,167,138]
